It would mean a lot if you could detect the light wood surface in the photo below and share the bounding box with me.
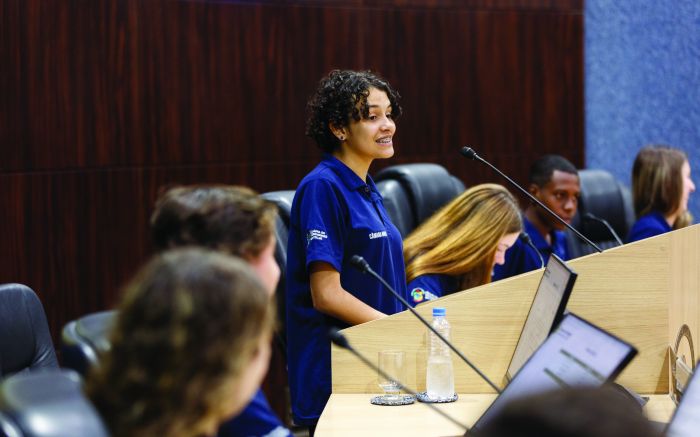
[331,224,700,395]
[315,394,676,437]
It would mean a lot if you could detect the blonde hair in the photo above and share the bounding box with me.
[86,248,275,437]
[404,184,522,290]
[632,145,692,229]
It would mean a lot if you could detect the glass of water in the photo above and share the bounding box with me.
[377,350,405,401]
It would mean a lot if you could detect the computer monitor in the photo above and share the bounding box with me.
[471,312,638,432]
[506,253,577,380]
[665,362,700,437]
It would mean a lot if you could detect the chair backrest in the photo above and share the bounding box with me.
[567,169,635,257]
[0,284,58,378]
[260,190,296,354]
[374,164,466,237]
[0,369,108,437]
[376,178,414,238]
[61,311,116,376]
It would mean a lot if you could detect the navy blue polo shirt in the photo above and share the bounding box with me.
[626,211,672,243]
[407,273,459,306]
[285,155,407,426]
[492,217,568,281]
[218,389,290,437]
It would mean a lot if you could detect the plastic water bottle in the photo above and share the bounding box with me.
[426,307,454,399]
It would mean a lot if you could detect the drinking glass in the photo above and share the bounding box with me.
[377,350,405,402]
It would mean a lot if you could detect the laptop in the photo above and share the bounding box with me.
[470,312,638,433]
[506,253,577,381]
[665,361,700,436]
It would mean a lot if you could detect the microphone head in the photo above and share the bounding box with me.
[459,146,478,160]
[328,327,351,349]
[349,255,370,273]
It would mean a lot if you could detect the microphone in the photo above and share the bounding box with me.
[519,232,544,269]
[583,213,623,246]
[459,147,602,253]
[329,328,470,432]
[349,255,501,393]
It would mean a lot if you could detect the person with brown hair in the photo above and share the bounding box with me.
[150,184,280,294]
[404,184,522,304]
[149,184,289,437]
[627,145,696,242]
[286,69,407,431]
[86,248,275,437]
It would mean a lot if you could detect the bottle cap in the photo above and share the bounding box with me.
[433,307,446,317]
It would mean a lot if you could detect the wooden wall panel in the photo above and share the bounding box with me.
[1,0,582,419]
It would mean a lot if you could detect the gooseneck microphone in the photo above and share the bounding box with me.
[349,255,502,393]
[329,328,470,432]
[519,232,544,269]
[459,147,603,253]
[583,212,623,246]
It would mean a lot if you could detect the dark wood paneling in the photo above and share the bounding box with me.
[1,0,583,422]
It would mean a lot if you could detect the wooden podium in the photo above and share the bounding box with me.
[318,224,700,435]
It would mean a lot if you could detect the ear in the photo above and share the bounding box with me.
[528,183,540,197]
[328,123,348,141]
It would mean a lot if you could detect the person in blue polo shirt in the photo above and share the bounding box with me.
[286,70,407,433]
[492,155,580,281]
[404,184,522,305]
[627,145,695,243]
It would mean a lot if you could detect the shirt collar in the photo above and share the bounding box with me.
[523,216,562,250]
[322,154,379,194]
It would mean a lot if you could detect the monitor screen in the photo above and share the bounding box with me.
[506,253,577,380]
[666,363,700,437]
[473,313,637,431]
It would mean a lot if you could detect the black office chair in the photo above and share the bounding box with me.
[374,164,466,237]
[260,190,295,355]
[0,369,108,436]
[376,178,414,238]
[0,284,58,378]
[567,169,635,257]
[61,311,116,377]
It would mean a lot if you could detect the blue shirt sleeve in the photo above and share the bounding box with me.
[218,389,291,437]
[407,275,443,306]
[297,178,347,272]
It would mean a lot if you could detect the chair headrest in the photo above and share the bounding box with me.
[375,164,466,225]
[577,169,632,240]
[261,190,296,226]
[0,369,109,436]
[376,179,414,238]
[0,284,58,377]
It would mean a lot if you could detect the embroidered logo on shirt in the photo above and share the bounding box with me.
[307,229,328,245]
[368,231,388,240]
[411,287,438,303]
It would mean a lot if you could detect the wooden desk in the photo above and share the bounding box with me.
[316,394,676,437]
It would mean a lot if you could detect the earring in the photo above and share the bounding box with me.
[339,136,345,141]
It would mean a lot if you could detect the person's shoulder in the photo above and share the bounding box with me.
[627,213,670,242]
[218,390,290,437]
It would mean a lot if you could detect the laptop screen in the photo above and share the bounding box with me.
[666,362,700,437]
[506,253,577,380]
[473,313,637,431]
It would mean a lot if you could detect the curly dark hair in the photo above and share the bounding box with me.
[150,185,278,259]
[305,69,402,153]
[85,248,275,437]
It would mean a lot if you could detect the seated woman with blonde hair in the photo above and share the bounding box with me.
[85,248,275,437]
[404,183,522,305]
[627,145,696,242]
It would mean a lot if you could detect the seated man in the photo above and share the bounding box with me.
[493,155,580,281]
